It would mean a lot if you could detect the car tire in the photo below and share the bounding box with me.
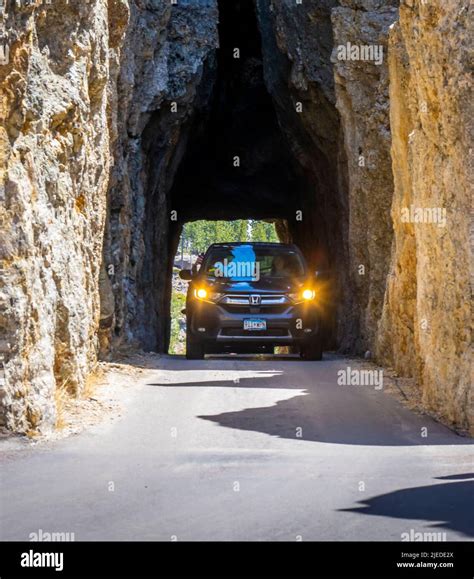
[185,317,205,360]
[261,345,274,355]
[300,333,323,361]
[186,332,205,359]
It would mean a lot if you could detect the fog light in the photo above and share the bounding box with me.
[198,327,206,332]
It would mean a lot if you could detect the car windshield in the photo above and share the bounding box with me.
[202,245,306,281]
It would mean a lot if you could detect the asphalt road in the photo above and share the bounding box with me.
[1,354,473,541]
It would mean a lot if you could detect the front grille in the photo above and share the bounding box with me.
[220,293,289,306]
[221,304,288,314]
[221,293,288,305]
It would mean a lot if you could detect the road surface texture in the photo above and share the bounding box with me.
[1,354,473,541]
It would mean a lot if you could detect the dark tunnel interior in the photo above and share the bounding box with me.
[169,0,304,222]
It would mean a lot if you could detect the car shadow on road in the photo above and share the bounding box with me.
[339,475,474,538]
[147,365,473,447]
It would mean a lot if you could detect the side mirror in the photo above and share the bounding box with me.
[179,269,193,281]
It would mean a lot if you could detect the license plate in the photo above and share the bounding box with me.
[243,319,266,331]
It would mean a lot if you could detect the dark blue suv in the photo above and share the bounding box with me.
[179,242,324,360]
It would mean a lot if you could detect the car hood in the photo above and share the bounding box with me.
[198,277,307,294]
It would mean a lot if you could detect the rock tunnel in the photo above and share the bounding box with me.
[102,0,348,357]
[2,0,471,435]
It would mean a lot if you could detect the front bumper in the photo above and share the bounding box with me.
[189,300,320,345]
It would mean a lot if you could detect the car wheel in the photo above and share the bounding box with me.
[186,331,205,359]
[261,345,274,355]
[185,317,205,360]
[300,333,323,361]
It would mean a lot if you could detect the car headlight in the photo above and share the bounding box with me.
[194,289,222,302]
[302,289,315,300]
[289,289,315,303]
[195,288,208,300]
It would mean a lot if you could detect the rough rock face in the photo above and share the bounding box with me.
[256,0,472,433]
[331,2,398,350]
[0,0,129,432]
[0,0,220,432]
[100,0,219,354]
[255,0,349,347]
[377,0,473,433]
[255,0,398,350]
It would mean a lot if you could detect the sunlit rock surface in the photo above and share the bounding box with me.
[377,1,472,434]
[0,0,129,432]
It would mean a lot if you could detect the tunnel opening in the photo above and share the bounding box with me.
[127,0,344,356]
[169,219,280,355]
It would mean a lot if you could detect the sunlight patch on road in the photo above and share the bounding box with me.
[151,368,284,387]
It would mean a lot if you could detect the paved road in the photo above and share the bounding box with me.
[1,354,473,541]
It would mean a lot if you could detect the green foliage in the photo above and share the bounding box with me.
[249,220,279,242]
[169,290,186,355]
[182,220,278,255]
